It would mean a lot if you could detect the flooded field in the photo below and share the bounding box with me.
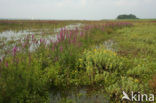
[0,23,82,58]
[0,20,156,103]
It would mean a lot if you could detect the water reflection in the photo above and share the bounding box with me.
[0,23,83,58]
[0,23,82,42]
[49,87,109,103]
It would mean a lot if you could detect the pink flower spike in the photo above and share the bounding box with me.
[12,46,17,56]
[5,62,8,67]
[32,34,34,40]
[60,45,63,52]
[40,39,42,43]
[80,32,84,37]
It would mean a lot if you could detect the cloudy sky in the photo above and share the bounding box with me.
[0,0,156,20]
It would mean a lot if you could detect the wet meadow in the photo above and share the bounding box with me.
[0,20,156,103]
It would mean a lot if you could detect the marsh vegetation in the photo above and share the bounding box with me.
[0,20,156,103]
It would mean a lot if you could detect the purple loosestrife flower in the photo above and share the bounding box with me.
[32,34,34,40]
[52,42,58,51]
[69,32,73,38]
[84,25,89,31]
[80,32,84,37]
[60,29,63,37]
[12,46,17,56]
[5,62,8,68]
[72,35,77,44]
[40,38,43,44]
[59,29,65,41]
[52,45,55,51]
[60,45,63,52]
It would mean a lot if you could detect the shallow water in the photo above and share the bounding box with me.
[95,40,116,52]
[0,23,82,42]
[54,23,82,32]
[49,87,109,103]
[0,23,83,58]
[103,40,116,52]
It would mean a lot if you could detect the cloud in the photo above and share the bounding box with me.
[0,0,155,19]
[114,0,140,7]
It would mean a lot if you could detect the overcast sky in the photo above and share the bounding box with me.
[0,0,156,20]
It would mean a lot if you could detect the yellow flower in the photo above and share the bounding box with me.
[113,52,117,56]
[134,79,139,83]
[79,59,82,61]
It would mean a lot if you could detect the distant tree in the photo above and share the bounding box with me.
[117,14,139,19]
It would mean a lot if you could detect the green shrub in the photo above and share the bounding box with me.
[106,77,143,101]
[76,46,129,86]
[0,55,49,103]
[127,64,153,78]
[78,46,126,74]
